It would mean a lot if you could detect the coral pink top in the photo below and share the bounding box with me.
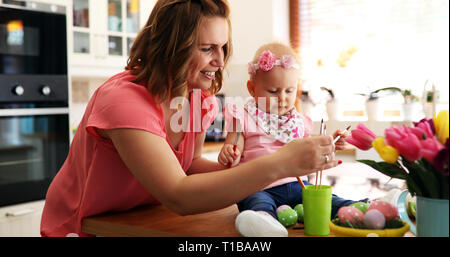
[40,71,218,237]
[225,103,313,190]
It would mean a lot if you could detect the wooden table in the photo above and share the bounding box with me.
[82,204,331,237]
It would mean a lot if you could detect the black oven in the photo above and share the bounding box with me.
[0,0,69,207]
[205,94,225,142]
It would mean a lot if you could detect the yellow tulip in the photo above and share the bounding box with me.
[433,110,449,144]
[372,137,399,164]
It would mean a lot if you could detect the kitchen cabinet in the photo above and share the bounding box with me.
[0,200,45,237]
[68,0,155,77]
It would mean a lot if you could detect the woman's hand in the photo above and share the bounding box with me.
[274,135,339,178]
[218,143,241,167]
[333,129,350,151]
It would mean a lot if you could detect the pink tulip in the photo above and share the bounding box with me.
[421,137,444,164]
[413,118,436,135]
[434,139,449,173]
[346,123,376,150]
[385,125,422,162]
[412,119,434,139]
[405,126,425,140]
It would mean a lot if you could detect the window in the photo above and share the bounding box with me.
[290,0,449,120]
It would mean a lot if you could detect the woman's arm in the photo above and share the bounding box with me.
[187,131,225,174]
[106,128,281,215]
[106,128,338,216]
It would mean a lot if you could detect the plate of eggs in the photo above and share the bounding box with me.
[329,200,410,237]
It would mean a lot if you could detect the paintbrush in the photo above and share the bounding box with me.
[319,125,327,190]
[315,119,325,190]
[228,131,240,168]
[332,125,352,144]
[296,176,306,190]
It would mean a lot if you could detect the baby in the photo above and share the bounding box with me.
[219,42,362,237]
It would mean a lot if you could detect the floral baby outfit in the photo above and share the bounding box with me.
[245,98,305,143]
[224,98,313,189]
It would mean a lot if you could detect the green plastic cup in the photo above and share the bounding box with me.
[303,185,332,236]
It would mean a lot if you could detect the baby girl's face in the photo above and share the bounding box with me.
[249,66,299,116]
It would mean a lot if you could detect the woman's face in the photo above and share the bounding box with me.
[187,16,229,91]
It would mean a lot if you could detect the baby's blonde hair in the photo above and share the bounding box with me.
[251,42,299,65]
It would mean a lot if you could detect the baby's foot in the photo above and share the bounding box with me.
[235,210,288,237]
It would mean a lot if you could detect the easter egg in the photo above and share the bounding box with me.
[276,205,292,214]
[277,208,298,227]
[337,206,364,227]
[294,204,304,223]
[407,201,416,218]
[367,200,398,221]
[363,209,386,229]
[350,202,369,213]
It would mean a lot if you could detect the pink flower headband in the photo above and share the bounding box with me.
[248,50,300,75]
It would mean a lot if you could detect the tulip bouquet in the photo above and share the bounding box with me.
[346,110,449,200]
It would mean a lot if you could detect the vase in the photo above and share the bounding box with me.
[326,101,341,120]
[365,100,382,121]
[423,102,435,119]
[416,196,449,237]
[402,102,419,121]
[300,101,314,117]
[396,190,449,237]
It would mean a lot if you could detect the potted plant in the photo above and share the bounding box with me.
[321,87,341,120]
[370,87,420,121]
[357,89,385,121]
[359,87,412,121]
[402,89,420,121]
[345,110,449,237]
[422,80,439,119]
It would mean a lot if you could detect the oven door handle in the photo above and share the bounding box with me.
[0,107,69,117]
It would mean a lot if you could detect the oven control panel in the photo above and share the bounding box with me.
[0,75,68,103]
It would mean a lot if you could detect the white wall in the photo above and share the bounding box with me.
[222,0,290,98]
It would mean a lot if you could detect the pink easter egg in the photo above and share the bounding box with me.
[363,209,386,229]
[367,200,398,221]
[337,206,364,226]
[276,205,292,214]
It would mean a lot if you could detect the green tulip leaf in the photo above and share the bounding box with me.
[403,159,440,198]
[357,160,407,179]
[405,175,422,197]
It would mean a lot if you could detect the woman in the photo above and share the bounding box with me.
[41,0,340,237]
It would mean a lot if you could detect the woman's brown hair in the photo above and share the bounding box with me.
[125,0,232,103]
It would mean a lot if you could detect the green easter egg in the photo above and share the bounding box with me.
[294,204,304,223]
[407,201,416,218]
[350,202,369,213]
[277,209,298,227]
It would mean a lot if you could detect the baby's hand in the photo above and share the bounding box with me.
[218,144,241,167]
[333,129,349,151]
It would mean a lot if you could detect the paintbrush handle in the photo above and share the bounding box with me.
[228,144,238,168]
[296,176,306,189]
[333,135,342,144]
[228,132,240,168]
[333,126,351,144]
